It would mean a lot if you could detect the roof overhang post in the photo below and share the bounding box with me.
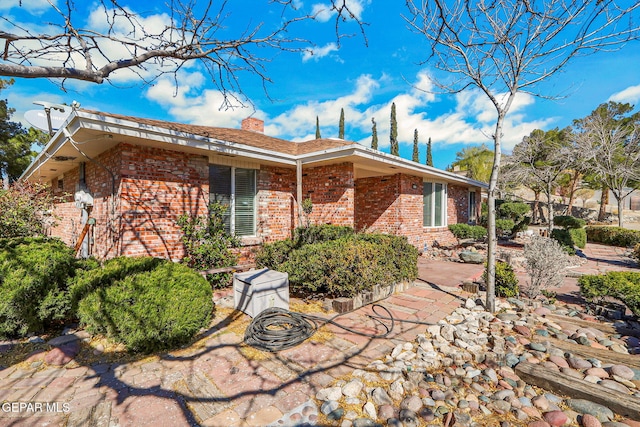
[296,159,303,227]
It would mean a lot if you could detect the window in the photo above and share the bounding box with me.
[423,182,447,227]
[209,165,257,236]
[469,190,477,224]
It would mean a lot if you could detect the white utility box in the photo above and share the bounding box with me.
[233,268,289,317]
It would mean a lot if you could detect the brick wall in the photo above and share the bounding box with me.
[48,143,480,262]
[354,173,474,251]
[303,163,355,227]
[447,184,469,225]
[257,166,297,242]
[119,144,209,261]
[355,175,401,234]
[49,145,123,259]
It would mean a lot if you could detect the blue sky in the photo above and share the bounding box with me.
[2,0,640,170]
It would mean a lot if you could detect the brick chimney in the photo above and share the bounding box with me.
[241,117,264,133]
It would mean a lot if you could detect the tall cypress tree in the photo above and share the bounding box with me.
[426,137,433,166]
[338,108,345,139]
[315,116,321,139]
[412,129,419,162]
[390,102,399,156]
[371,118,378,150]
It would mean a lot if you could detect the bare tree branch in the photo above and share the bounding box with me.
[0,0,367,105]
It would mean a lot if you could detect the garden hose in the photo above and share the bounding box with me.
[244,304,396,352]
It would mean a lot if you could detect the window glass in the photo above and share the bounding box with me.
[234,168,256,236]
[423,181,447,227]
[209,165,232,233]
[469,191,477,223]
[423,182,433,227]
[209,165,256,236]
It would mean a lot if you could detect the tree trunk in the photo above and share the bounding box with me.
[598,185,609,222]
[547,181,554,236]
[618,196,625,228]
[486,111,507,314]
[566,171,581,216]
[532,190,540,224]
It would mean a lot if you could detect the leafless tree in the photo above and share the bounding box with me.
[574,102,640,228]
[0,0,365,107]
[508,128,575,236]
[404,0,640,312]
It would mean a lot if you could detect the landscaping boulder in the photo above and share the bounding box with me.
[459,251,485,264]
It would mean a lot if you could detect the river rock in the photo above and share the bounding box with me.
[565,399,614,422]
[610,364,635,380]
[543,410,568,426]
[580,414,602,427]
[342,379,364,398]
[568,357,592,370]
[400,395,423,412]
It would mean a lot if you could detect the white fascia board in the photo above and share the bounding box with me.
[75,111,297,166]
[19,113,80,181]
[298,144,489,189]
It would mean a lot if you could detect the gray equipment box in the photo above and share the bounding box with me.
[233,268,289,317]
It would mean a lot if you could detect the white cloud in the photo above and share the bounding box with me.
[311,0,367,22]
[608,84,640,105]
[302,43,339,62]
[146,72,257,127]
[266,74,380,140]
[0,0,53,13]
[147,68,551,153]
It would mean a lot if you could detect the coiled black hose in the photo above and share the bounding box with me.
[244,304,395,352]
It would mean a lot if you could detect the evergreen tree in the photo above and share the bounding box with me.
[371,118,378,150]
[315,116,321,139]
[426,137,433,166]
[390,102,398,156]
[338,108,345,139]
[412,129,419,162]
[0,79,36,186]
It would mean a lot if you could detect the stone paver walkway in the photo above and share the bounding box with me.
[0,242,636,427]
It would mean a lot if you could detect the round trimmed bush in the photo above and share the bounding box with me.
[76,258,212,353]
[0,237,77,338]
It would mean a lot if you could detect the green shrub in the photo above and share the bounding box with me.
[554,215,586,229]
[254,239,296,270]
[498,202,530,223]
[177,202,239,289]
[448,224,487,240]
[551,228,586,255]
[0,237,77,338]
[570,228,587,249]
[512,216,531,235]
[578,271,640,316]
[483,261,519,297]
[256,233,418,298]
[68,256,164,311]
[293,224,354,245]
[77,259,212,353]
[495,219,515,236]
[586,226,640,247]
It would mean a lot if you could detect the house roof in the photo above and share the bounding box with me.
[82,110,350,156]
[21,108,488,190]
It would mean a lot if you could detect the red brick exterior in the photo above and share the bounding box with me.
[257,166,297,242]
[303,163,355,227]
[48,144,479,262]
[354,173,475,251]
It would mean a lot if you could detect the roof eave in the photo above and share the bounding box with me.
[298,144,489,189]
